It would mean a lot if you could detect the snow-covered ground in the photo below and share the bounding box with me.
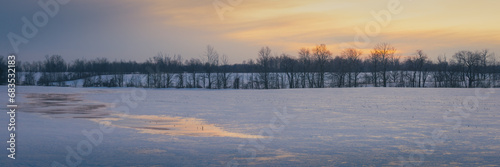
[1,86,499,166]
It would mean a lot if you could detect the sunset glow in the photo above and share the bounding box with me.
[1,0,499,62]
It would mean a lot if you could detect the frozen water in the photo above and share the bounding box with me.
[1,86,499,166]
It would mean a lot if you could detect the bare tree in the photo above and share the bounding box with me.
[368,53,379,87]
[298,48,313,88]
[370,43,396,87]
[312,44,332,88]
[330,56,345,87]
[219,54,231,88]
[12,43,500,89]
[204,45,219,89]
[186,58,202,88]
[38,55,67,86]
[453,50,482,87]
[258,46,272,89]
[415,50,430,87]
[388,54,401,87]
[280,53,297,88]
[477,49,494,87]
[433,55,448,87]
[173,54,184,88]
[341,48,363,87]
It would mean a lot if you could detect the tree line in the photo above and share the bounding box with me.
[2,43,499,88]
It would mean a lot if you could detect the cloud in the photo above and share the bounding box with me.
[3,0,499,62]
[133,0,500,58]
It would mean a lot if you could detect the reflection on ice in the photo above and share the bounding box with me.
[16,87,500,166]
[23,93,110,118]
[92,114,264,138]
[24,93,263,139]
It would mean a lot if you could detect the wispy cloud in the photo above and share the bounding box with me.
[129,0,500,57]
[4,0,499,62]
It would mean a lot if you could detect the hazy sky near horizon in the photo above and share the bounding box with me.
[1,0,499,63]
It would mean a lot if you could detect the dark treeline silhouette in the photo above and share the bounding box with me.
[4,43,500,88]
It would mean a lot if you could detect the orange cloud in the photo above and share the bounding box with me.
[116,0,500,59]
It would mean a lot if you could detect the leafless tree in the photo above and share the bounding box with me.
[21,62,37,85]
[186,58,202,88]
[280,53,297,88]
[219,54,231,88]
[388,55,401,86]
[341,48,363,87]
[298,48,313,88]
[312,44,332,88]
[258,46,272,89]
[453,50,482,87]
[477,49,494,87]
[370,43,396,87]
[204,45,219,89]
[414,50,431,87]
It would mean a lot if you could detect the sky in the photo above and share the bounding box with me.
[1,0,499,63]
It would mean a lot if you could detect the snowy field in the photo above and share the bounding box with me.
[1,86,500,166]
